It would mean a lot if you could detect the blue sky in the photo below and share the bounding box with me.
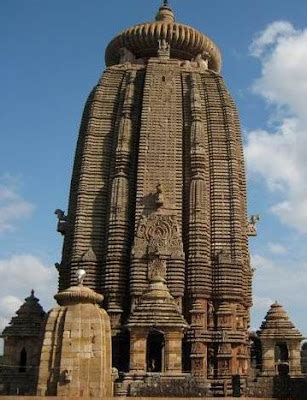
[1,0,307,338]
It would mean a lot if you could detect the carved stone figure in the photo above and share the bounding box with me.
[155,182,165,207]
[192,51,211,70]
[157,39,171,59]
[119,47,136,64]
[248,214,260,236]
[112,367,119,382]
[63,369,72,383]
[54,208,67,235]
[158,39,170,51]
[76,269,86,285]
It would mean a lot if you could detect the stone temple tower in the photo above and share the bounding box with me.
[56,1,253,393]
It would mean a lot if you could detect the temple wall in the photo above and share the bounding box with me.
[0,397,277,400]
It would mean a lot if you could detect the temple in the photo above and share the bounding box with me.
[58,1,252,390]
[0,1,305,398]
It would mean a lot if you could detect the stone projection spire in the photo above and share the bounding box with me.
[55,2,253,395]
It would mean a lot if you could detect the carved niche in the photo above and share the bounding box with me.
[191,341,205,355]
[218,343,232,355]
[207,301,215,328]
[219,359,230,375]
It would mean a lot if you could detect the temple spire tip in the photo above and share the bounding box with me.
[156,0,175,22]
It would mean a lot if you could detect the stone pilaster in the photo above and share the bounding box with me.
[129,331,147,373]
[261,341,276,376]
[289,342,302,376]
[165,331,184,373]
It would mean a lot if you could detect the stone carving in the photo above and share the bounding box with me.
[134,214,183,256]
[192,358,204,374]
[181,60,192,69]
[221,330,229,342]
[207,301,215,327]
[219,360,229,375]
[148,254,167,281]
[155,182,165,208]
[248,214,260,236]
[63,369,72,383]
[237,345,247,356]
[119,47,136,64]
[54,208,67,235]
[193,313,204,326]
[158,39,170,51]
[81,247,97,262]
[208,361,214,376]
[76,269,86,285]
[191,83,202,109]
[218,342,232,354]
[112,367,119,382]
[191,342,204,354]
[192,51,211,70]
[158,39,170,59]
[215,249,231,264]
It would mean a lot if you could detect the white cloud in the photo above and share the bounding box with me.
[252,253,307,306]
[253,295,274,310]
[0,296,23,318]
[249,21,296,58]
[0,175,34,233]
[245,22,307,232]
[268,242,287,255]
[0,255,57,335]
[251,253,307,333]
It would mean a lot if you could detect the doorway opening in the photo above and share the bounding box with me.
[19,348,27,373]
[146,330,165,372]
[275,343,289,376]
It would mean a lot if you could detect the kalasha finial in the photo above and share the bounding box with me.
[76,269,86,286]
[156,0,174,22]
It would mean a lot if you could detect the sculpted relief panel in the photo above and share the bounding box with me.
[133,213,183,258]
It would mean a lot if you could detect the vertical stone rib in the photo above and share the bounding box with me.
[203,73,243,301]
[59,90,95,291]
[134,61,183,219]
[131,60,185,304]
[59,69,125,292]
[201,73,250,378]
[232,103,252,309]
[187,74,211,298]
[104,71,137,326]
